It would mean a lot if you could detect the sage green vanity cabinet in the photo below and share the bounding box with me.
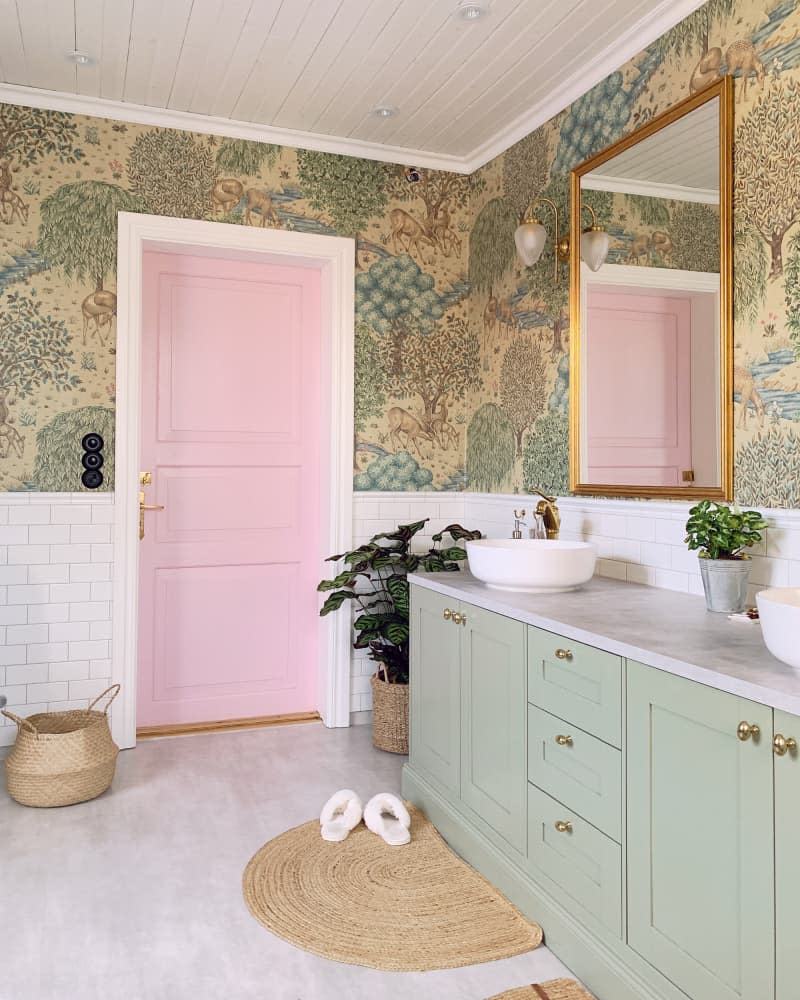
[774,708,800,1000]
[409,585,527,854]
[627,660,775,1000]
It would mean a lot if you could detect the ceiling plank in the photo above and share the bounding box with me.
[123,0,194,109]
[207,0,283,118]
[74,0,105,98]
[15,0,76,94]
[0,3,29,85]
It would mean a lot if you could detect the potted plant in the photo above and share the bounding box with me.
[318,518,481,753]
[684,500,768,613]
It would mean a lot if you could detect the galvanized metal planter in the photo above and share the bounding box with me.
[699,558,752,613]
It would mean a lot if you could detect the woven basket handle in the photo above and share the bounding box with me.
[87,684,121,715]
[1,708,38,735]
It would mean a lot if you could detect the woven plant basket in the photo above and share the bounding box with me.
[2,684,121,808]
[370,675,408,754]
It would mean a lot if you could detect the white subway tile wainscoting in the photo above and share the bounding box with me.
[3,489,800,741]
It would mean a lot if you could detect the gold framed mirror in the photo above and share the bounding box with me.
[569,77,733,499]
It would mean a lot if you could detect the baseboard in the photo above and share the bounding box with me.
[401,765,686,1000]
[136,711,321,739]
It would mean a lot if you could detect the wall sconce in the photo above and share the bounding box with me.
[514,199,609,282]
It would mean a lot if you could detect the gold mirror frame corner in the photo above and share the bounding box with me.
[568,75,734,501]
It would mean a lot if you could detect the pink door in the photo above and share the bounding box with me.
[586,290,692,486]
[137,249,322,728]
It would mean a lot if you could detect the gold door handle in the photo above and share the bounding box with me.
[555,648,573,661]
[555,734,574,747]
[737,721,761,742]
[443,608,453,621]
[554,820,573,834]
[451,612,467,626]
[773,733,798,757]
[138,490,165,541]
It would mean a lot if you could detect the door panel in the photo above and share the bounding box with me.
[409,586,461,797]
[627,661,774,1000]
[137,250,322,727]
[461,604,526,853]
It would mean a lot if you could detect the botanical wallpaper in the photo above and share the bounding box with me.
[466,0,800,508]
[1,0,800,508]
[0,107,472,492]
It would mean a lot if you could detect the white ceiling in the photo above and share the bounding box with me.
[0,0,707,172]
[583,98,720,203]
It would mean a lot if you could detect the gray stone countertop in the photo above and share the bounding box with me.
[407,570,800,715]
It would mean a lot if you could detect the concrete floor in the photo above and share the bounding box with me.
[2,722,574,1000]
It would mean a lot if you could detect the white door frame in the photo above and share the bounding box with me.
[112,212,355,749]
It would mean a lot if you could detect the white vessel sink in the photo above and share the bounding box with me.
[756,588,800,668]
[465,538,597,593]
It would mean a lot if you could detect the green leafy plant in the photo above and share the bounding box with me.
[318,519,481,685]
[684,500,768,561]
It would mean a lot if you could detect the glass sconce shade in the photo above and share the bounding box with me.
[514,221,547,267]
[580,227,610,271]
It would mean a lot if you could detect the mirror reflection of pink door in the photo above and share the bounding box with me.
[586,289,692,486]
[136,249,322,730]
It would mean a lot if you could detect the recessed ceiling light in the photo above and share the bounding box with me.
[455,2,489,21]
[66,49,93,66]
[371,105,398,119]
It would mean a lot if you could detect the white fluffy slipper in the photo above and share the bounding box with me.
[363,793,411,846]
[320,789,364,842]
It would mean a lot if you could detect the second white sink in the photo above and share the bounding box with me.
[756,588,800,669]
[465,538,597,593]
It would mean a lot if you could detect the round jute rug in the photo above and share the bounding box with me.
[486,979,595,1000]
[242,805,542,971]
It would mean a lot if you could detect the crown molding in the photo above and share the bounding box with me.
[0,83,472,175]
[581,174,719,204]
[460,0,709,173]
[0,0,707,178]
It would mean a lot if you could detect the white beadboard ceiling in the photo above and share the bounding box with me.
[583,99,720,203]
[0,0,707,172]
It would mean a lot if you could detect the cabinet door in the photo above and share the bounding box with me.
[409,586,461,797]
[775,708,800,1000]
[627,660,774,1000]
[460,603,527,853]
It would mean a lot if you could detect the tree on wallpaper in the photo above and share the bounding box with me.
[468,198,518,295]
[735,78,800,278]
[656,0,735,58]
[381,314,480,436]
[355,254,444,377]
[385,166,471,259]
[625,194,671,228]
[33,406,114,492]
[502,126,550,219]
[38,181,143,292]
[522,411,569,496]
[354,321,387,465]
[215,138,280,175]
[0,105,82,165]
[127,130,217,219]
[0,292,79,396]
[296,150,388,268]
[500,335,548,457]
[466,403,515,491]
[784,233,800,360]
[736,427,800,508]
[552,72,632,175]
[354,450,433,491]
[734,215,767,324]
[670,201,720,272]
[523,176,570,358]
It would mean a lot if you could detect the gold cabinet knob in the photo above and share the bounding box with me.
[554,820,573,834]
[451,612,466,626]
[555,648,573,661]
[737,721,761,742]
[555,734,574,747]
[443,608,453,621]
[773,733,798,757]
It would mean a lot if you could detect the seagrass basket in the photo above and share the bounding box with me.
[2,684,121,807]
[370,675,408,754]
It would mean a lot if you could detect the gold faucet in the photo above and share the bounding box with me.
[528,489,560,539]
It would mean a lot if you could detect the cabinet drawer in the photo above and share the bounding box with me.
[527,783,622,937]
[527,704,621,842]
[528,626,622,748]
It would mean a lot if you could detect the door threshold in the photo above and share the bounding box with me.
[136,711,321,740]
